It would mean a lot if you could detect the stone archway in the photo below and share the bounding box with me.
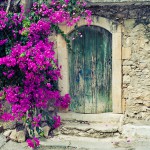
[56,17,122,113]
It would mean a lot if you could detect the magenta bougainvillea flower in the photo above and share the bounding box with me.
[53,115,61,128]
[0,0,92,148]
[0,39,7,46]
[26,137,40,148]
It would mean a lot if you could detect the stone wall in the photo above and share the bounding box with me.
[122,21,150,122]
[87,2,150,122]
[56,2,150,122]
[47,2,149,123]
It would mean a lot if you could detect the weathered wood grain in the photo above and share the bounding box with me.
[69,26,112,113]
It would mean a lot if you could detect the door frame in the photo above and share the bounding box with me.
[56,16,122,113]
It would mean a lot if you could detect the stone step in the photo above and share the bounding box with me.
[40,135,123,150]
[122,124,150,139]
[58,112,124,124]
[40,135,150,150]
[59,122,120,138]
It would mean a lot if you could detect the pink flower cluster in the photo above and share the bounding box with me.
[0,10,8,30]
[0,40,71,121]
[85,10,92,26]
[11,5,25,26]
[26,137,40,148]
[0,1,92,148]
[53,115,61,128]
[1,113,15,121]
[32,114,42,127]
[0,39,7,46]
[28,20,51,42]
[32,1,92,26]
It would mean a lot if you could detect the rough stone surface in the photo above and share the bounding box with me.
[87,2,150,21]
[42,126,50,138]
[59,121,119,138]
[0,121,16,130]
[0,139,29,150]
[122,22,150,122]
[3,130,12,137]
[16,131,25,143]
[39,135,150,150]
[122,124,150,139]
[9,129,17,141]
[59,112,123,123]
[1,133,150,150]
[0,134,6,148]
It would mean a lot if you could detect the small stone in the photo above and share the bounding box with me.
[16,130,25,143]
[2,121,16,130]
[139,63,147,70]
[127,86,133,90]
[87,129,95,134]
[123,75,131,84]
[142,69,149,74]
[43,126,50,137]
[123,60,133,66]
[3,130,12,137]
[114,133,120,136]
[123,66,131,75]
[9,129,17,141]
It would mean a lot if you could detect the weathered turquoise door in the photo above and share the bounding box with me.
[69,26,112,113]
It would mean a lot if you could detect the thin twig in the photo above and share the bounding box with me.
[6,0,11,13]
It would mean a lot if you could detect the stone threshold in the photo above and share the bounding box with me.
[58,112,124,123]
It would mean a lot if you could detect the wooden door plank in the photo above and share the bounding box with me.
[83,27,93,113]
[69,31,85,113]
[96,28,112,113]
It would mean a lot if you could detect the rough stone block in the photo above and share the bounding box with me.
[16,131,25,143]
[124,19,135,29]
[0,121,16,130]
[9,129,17,141]
[123,75,131,84]
[122,124,150,139]
[3,130,12,137]
[42,126,50,137]
[122,47,131,59]
[123,66,131,75]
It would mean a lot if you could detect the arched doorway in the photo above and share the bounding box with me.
[57,17,122,114]
[69,26,112,113]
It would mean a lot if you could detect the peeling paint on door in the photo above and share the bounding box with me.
[69,25,112,113]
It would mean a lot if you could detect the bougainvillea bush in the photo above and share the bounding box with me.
[0,0,92,149]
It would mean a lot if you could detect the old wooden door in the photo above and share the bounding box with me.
[69,26,112,113]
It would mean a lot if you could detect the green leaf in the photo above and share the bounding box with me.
[23,18,31,28]
[20,52,26,57]
[39,131,44,137]
[36,127,40,133]
[22,115,26,122]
